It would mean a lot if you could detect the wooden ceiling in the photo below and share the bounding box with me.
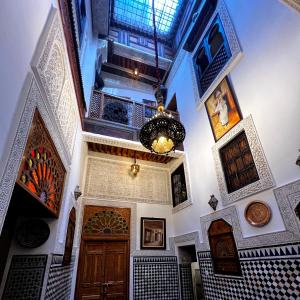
[88,142,174,164]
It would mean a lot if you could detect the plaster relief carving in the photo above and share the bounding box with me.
[84,157,171,205]
[31,8,78,158]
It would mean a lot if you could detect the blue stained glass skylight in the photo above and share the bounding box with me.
[112,0,184,38]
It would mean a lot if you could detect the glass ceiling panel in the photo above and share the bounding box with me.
[112,0,184,39]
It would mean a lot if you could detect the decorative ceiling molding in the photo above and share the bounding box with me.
[88,142,174,164]
[82,132,184,159]
[212,115,275,205]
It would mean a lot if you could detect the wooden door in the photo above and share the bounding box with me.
[76,206,130,299]
[76,239,129,300]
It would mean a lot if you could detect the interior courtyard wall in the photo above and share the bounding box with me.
[166,0,300,239]
[0,0,52,179]
[0,3,87,298]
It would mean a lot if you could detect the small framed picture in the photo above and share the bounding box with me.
[205,77,242,141]
[140,217,166,250]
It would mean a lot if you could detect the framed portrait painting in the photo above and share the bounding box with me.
[140,218,166,250]
[205,77,242,141]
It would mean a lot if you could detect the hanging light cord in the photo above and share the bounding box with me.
[152,0,160,85]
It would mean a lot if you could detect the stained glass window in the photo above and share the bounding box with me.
[112,0,185,38]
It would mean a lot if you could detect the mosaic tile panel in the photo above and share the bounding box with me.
[2,255,47,300]
[133,256,180,300]
[179,264,194,300]
[45,255,74,300]
[197,243,300,300]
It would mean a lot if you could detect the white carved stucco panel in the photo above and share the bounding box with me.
[32,9,78,159]
[85,157,171,205]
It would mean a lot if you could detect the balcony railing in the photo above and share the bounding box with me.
[84,90,180,143]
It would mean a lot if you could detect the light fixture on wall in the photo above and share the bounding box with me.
[139,0,185,155]
[296,150,300,167]
[208,194,218,211]
[74,185,82,200]
[133,67,139,79]
[130,154,140,176]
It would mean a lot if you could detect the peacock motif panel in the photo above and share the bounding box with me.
[82,206,130,237]
[17,109,66,217]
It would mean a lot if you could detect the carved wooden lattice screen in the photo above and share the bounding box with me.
[17,109,66,217]
[208,219,242,276]
[82,206,130,238]
[220,131,259,193]
[63,207,76,265]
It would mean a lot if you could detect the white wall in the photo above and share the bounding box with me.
[166,0,300,240]
[0,0,52,178]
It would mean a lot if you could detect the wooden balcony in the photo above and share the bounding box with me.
[84,90,182,145]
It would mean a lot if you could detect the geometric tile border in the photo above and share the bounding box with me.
[198,243,300,300]
[133,256,180,300]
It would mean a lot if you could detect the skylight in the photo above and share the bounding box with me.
[112,0,183,38]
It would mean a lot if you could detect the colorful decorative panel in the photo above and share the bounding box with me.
[82,206,130,236]
[208,219,242,276]
[18,110,66,217]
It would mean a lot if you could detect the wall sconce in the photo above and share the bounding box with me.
[74,185,82,200]
[296,150,300,166]
[208,194,218,211]
[130,155,140,176]
[133,68,139,79]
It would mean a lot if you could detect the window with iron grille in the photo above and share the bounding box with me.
[220,131,259,193]
[193,15,231,97]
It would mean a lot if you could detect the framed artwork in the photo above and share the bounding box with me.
[205,77,242,141]
[141,218,166,250]
[171,164,187,207]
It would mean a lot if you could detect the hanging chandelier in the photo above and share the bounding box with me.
[139,0,185,155]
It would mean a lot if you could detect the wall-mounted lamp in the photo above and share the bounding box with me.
[74,185,82,200]
[208,194,218,211]
[130,155,140,176]
[296,150,300,167]
[133,68,139,79]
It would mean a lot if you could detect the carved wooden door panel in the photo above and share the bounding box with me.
[104,241,129,299]
[76,240,129,300]
[76,206,130,300]
[76,241,106,299]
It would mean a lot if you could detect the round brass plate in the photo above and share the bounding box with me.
[245,201,271,227]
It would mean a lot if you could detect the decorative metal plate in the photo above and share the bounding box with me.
[245,201,271,227]
[16,219,50,248]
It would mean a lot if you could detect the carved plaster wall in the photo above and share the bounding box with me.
[199,179,300,251]
[84,154,171,205]
[31,8,78,161]
[0,72,72,232]
[189,0,243,109]
[212,115,275,205]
